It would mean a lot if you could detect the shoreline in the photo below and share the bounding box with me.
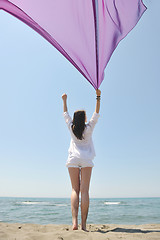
[1,222,160,240]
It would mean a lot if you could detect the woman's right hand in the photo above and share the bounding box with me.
[96,89,101,96]
[62,93,67,101]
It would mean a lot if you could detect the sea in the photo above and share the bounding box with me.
[0,197,160,225]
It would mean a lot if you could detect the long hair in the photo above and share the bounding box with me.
[71,110,86,140]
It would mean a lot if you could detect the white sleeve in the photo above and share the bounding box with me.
[63,112,72,129]
[88,112,100,131]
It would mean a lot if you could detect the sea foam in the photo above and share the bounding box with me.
[104,201,121,205]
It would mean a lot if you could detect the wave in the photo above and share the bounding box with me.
[54,204,68,207]
[16,201,68,207]
[104,201,121,205]
[21,201,44,205]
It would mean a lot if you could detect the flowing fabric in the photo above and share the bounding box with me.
[0,0,147,89]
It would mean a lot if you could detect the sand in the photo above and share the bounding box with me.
[0,223,160,240]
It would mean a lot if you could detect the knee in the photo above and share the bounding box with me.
[72,188,80,195]
[80,185,89,195]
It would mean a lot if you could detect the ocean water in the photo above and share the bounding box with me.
[0,197,160,225]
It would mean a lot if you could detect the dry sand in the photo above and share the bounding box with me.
[0,222,160,240]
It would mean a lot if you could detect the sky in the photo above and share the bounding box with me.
[0,0,160,198]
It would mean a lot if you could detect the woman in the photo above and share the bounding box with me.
[62,89,101,231]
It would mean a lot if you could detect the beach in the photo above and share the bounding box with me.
[0,198,160,239]
[0,222,160,240]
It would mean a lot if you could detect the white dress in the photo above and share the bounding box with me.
[64,111,100,168]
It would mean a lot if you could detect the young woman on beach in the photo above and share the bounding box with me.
[62,89,101,231]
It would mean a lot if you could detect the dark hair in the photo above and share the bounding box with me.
[71,110,86,140]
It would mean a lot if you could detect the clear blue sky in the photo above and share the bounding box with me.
[0,0,159,198]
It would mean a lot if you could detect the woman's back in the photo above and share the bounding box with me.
[64,111,99,160]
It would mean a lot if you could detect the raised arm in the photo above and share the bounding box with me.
[95,89,101,114]
[62,93,68,112]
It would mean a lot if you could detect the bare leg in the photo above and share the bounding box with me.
[68,168,80,230]
[80,167,92,231]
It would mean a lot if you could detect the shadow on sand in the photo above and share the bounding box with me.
[92,227,160,234]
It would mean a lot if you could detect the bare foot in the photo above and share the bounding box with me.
[81,227,89,232]
[72,224,78,230]
[81,223,87,231]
